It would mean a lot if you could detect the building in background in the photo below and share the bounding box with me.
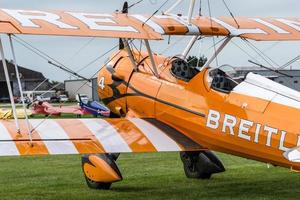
[64,78,99,101]
[0,59,54,101]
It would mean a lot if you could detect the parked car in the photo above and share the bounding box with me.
[18,96,30,104]
[36,95,51,102]
[0,97,10,103]
[50,96,60,103]
[59,95,69,102]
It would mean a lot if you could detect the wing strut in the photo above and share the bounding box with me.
[144,39,159,77]
[122,39,138,71]
[8,34,33,141]
[187,0,196,24]
[0,36,20,133]
[164,0,196,24]
[164,0,183,14]
[182,36,199,59]
[201,37,232,69]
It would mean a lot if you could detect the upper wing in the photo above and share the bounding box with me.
[0,118,204,156]
[134,15,300,40]
[0,9,162,40]
[1,9,300,41]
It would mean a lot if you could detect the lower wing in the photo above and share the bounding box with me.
[0,118,204,156]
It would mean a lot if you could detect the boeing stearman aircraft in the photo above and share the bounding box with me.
[0,0,299,190]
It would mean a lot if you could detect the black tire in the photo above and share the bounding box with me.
[84,176,112,190]
[180,152,197,166]
[183,163,212,179]
[199,173,212,179]
[183,162,201,178]
[181,152,213,179]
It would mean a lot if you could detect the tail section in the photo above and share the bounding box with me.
[283,147,300,163]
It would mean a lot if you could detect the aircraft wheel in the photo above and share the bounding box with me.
[81,154,122,190]
[84,176,112,190]
[181,152,209,179]
[183,164,212,179]
[182,160,212,179]
[183,161,202,178]
[180,151,224,180]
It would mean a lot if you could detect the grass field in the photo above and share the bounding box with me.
[0,152,299,200]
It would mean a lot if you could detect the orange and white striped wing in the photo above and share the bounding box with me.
[0,118,203,156]
[1,8,300,41]
[0,9,161,40]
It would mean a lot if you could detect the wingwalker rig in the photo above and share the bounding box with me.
[1,0,300,190]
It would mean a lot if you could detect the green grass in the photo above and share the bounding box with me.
[0,153,299,200]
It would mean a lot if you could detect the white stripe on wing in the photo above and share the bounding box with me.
[129,118,181,151]
[30,119,78,154]
[80,119,132,153]
[0,123,19,156]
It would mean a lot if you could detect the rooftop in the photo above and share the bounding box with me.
[0,59,46,81]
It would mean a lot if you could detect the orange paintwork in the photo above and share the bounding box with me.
[107,118,157,152]
[83,155,121,183]
[0,10,161,39]
[0,8,300,41]
[56,119,105,154]
[0,117,186,155]
[97,50,300,171]
[2,120,49,155]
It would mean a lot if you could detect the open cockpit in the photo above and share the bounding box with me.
[208,68,239,93]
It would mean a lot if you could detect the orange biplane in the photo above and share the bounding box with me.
[0,1,300,190]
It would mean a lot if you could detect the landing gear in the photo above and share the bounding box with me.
[82,153,122,190]
[85,177,112,190]
[180,151,225,179]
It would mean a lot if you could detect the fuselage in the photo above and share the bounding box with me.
[97,50,300,170]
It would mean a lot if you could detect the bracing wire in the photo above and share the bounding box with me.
[13,36,76,73]
[73,48,126,96]
[279,54,300,70]
[199,0,202,16]
[230,40,258,64]
[12,35,88,80]
[76,43,119,73]
[241,39,295,88]
[31,40,128,133]
[243,39,280,68]
[160,36,185,54]
[65,37,95,65]
[222,0,240,28]
[11,34,135,131]
[187,37,226,65]
[207,0,218,67]
[142,0,169,26]
[127,0,144,11]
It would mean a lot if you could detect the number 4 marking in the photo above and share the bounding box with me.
[99,77,105,90]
